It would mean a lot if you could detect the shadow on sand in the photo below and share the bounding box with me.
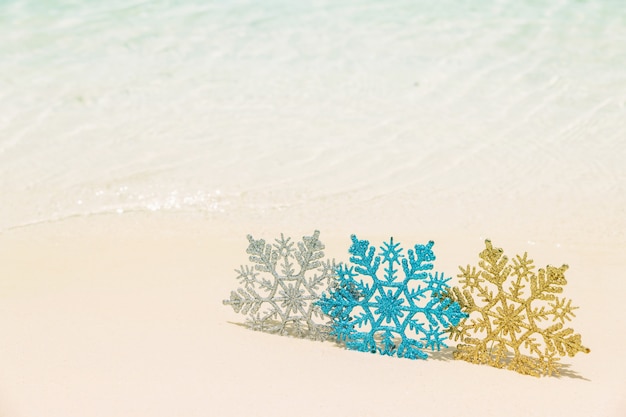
[227,321,589,380]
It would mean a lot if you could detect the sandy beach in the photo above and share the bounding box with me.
[1,212,623,417]
[2,1,626,415]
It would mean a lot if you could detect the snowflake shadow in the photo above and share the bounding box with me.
[227,322,588,379]
[451,348,590,380]
[555,364,590,381]
[427,346,456,362]
[226,319,333,341]
[427,346,589,379]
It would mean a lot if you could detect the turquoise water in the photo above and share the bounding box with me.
[1,0,625,243]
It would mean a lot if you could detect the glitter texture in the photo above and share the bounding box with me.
[223,230,336,340]
[317,235,466,359]
[447,240,590,376]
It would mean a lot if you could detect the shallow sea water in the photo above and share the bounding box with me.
[1,0,625,245]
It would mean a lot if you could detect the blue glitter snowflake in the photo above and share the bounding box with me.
[317,235,467,360]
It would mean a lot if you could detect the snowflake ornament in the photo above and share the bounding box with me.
[447,240,590,377]
[223,230,336,340]
[317,235,466,359]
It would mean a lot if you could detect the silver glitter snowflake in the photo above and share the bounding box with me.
[223,230,336,340]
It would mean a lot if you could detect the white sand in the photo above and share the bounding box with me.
[1,213,623,417]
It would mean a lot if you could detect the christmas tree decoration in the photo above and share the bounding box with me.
[318,235,466,359]
[447,240,590,377]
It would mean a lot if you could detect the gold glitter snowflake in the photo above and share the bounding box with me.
[446,240,590,377]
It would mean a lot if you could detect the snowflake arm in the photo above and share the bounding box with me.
[421,325,448,351]
[348,234,381,277]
